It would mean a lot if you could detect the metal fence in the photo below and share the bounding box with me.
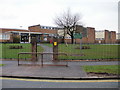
[58,43,119,60]
[1,42,119,61]
[1,42,33,60]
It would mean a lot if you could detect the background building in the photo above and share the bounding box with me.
[58,25,95,44]
[28,24,60,43]
[116,33,120,43]
[0,28,29,43]
[95,30,116,44]
[0,24,117,44]
[0,25,61,43]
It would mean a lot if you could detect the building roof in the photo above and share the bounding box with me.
[0,28,29,33]
[29,24,62,30]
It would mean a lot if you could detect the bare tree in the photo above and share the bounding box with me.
[54,9,82,44]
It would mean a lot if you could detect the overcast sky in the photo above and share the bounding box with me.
[0,0,119,32]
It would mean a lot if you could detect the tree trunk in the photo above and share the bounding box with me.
[71,35,74,44]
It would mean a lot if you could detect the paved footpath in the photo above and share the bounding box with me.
[37,44,53,62]
[1,60,87,78]
[1,60,119,78]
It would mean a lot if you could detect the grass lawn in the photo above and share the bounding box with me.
[0,44,2,59]
[2,43,118,60]
[83,65,120,75]
[0,64,5,66]
[44,44,119,60]
[1,43,44,59]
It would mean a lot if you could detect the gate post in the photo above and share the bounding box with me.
[53,37,58,61]
[31,37,37,63]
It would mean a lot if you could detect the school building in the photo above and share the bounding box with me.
[0,24,118,44]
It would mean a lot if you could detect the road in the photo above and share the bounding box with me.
[1,77,119,88]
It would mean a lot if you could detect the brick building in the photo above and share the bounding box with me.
[95,30,116,44]
[0,28,29,43]
[0,25,60,43]
[116,33,120,43]
[58,25,95,44]
[0,24,117,44]
[28,24,60,43]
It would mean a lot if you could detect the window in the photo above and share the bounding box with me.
[0,34,10,40]
[41,26,44,29]
[96,38,104,40]
[49,27,52,29]
[0,34,2,39]
[13,32,19,35]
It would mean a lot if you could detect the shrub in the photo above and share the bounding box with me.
[75,46,91,49]
[82,46,90,49]
[13,35,20,43]
[9,45,23,49]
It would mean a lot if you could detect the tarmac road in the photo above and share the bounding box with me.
[1,77,119,88]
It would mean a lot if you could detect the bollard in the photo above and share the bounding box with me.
[53,37,58,61]
[31,37,37,63]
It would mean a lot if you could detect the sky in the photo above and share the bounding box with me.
[0,0,119,32]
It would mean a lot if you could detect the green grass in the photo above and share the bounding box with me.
[0,64,5,66]
[1,43,119,60]
[0,44,2,59]
[60,44,119,59]
[45,44,119,60]
[1,43,44,59]
[83,65,120,75]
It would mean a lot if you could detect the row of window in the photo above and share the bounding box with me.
[96,38,104,40]
[65,37,71,39]
[40,26,59,30]
[0,34,10,40]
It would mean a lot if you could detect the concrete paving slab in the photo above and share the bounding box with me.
[1,61,87,78]
[38,44,53,62]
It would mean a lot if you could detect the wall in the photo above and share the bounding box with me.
[74,37,88,44]
[28,25,58,34]
[110,31,116,44]
[95,40,105,44]
[105,30,111,43]
[1,28,29,33]
[64,27,95,44]
[0,28,29,42]
[104,30,116,44]
[87,27,95,43]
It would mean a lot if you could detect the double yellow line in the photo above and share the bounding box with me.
[0,77,119,83]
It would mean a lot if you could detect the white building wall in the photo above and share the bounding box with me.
[116,33,120,39]
[58,29,64,36]
[58,29,71,39]
[95,31,105,40]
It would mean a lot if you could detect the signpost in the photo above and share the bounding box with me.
[73,33,82,39]
[73,33,82,50]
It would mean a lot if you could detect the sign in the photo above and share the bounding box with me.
[73,33,82,39]
[54,42,57,46]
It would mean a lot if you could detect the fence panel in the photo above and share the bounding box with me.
[1,42,43,60]
[58,43,119,60]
